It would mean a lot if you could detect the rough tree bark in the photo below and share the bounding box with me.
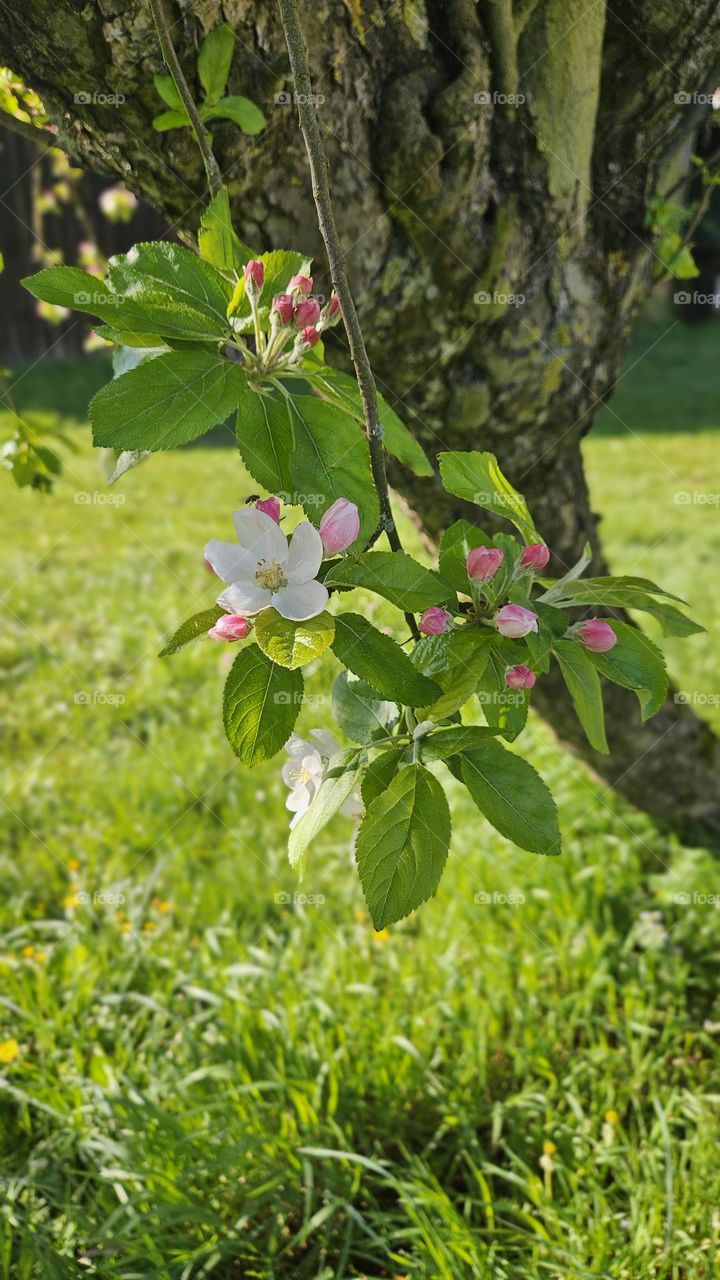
[2,0,719,841]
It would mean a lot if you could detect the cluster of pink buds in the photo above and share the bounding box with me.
[231,260,343,373]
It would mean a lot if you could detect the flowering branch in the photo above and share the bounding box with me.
[148,0,224,198]
[276,0,419,640]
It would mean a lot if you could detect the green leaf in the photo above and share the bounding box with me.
[324,552,450,612]
[23,266,124,316]
[438,519,491,593]
[197,24,235,105]
[361,747,406,807]
[287,395,379,544]
[550,574,687,606]
[107,242,232,337]
[439,451,537,542]
[159,607,224,656]
[420,725,504,761]
[332,613,441,707]
[90,351,246,451]
[554,639,608,753]
[524,601,568,672]
[308,367,433,477]
[332,672,398,745]
[547,578,702,636]
[585,620,668,721]
[460,744,561,855]
[153,74,184,109]
[536,542,592,602]
[355,765,451,928]
[202,96,266,134]
[223,646,302,765]
[255,608,335,670]
[198,189,256,274]
[235,385,294,492]
[153,109,189,132]
[289,749,365,875]
[415,628,496,720]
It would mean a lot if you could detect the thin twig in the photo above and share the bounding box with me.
[148,0,223,198]
[276,0,419,640]
[0,111,62,152]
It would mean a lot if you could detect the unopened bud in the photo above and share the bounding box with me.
[295,298,321,328]
[300,325,321,348]
[271,293,294,326]
[289,273,313,297]
[519,543,550,571]
[244,259,264,293]
[319,497,360,554]
[467,546,504,582]
[255,496,281,523]
[495,604,538,638]
[576,619,617,652]
[208,614,250,642]
[505,663,537,690]
[419,607,452,636]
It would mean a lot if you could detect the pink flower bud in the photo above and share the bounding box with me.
[495,604,539,638]
[208,614,250,642]
[295,298,321,327]
[300,325,321,347]
[319,497,360,554]
[519,543,550,571]
[505,663,537,690]
[466,546,504,582]
[271,293,294,326]
[289,273,313,296]
[255,496,281,523]
[577,619,617,653]
[419,607,452,636]
[244,259,264,291]
[328,291,341,317]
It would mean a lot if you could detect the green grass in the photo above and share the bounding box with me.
[0,321,719,1279]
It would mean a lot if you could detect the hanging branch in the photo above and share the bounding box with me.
[276,0,419,639]
[148,0,223,198]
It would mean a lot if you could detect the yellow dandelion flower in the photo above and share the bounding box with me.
[372,927,390,942]
[0,1039,19,1064]
[142,921,156,933]
[120,922,132,934]
[605,1109,619,1125]
[62,892,80,911]
[21,945,36,959]
[543,1140,557,1155]
[156,900,172,914]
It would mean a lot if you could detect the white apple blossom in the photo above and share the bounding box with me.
[282,731,363,828]
[205,508,329,622]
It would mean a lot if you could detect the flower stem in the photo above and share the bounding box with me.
[148,0,224,199]
[276,0,419,642]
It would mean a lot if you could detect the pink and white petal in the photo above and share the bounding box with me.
[272,579,329,621]
[217,581,272,615]
[285,521,323,585]
[204,539,256,584]
[232,507,288,564]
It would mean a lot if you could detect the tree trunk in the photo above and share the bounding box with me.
[2,0,720,841]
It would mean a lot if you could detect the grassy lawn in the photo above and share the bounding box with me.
[0,320,719,1279]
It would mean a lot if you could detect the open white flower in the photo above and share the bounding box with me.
[282,731,363,828]
[205,508,328,622]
